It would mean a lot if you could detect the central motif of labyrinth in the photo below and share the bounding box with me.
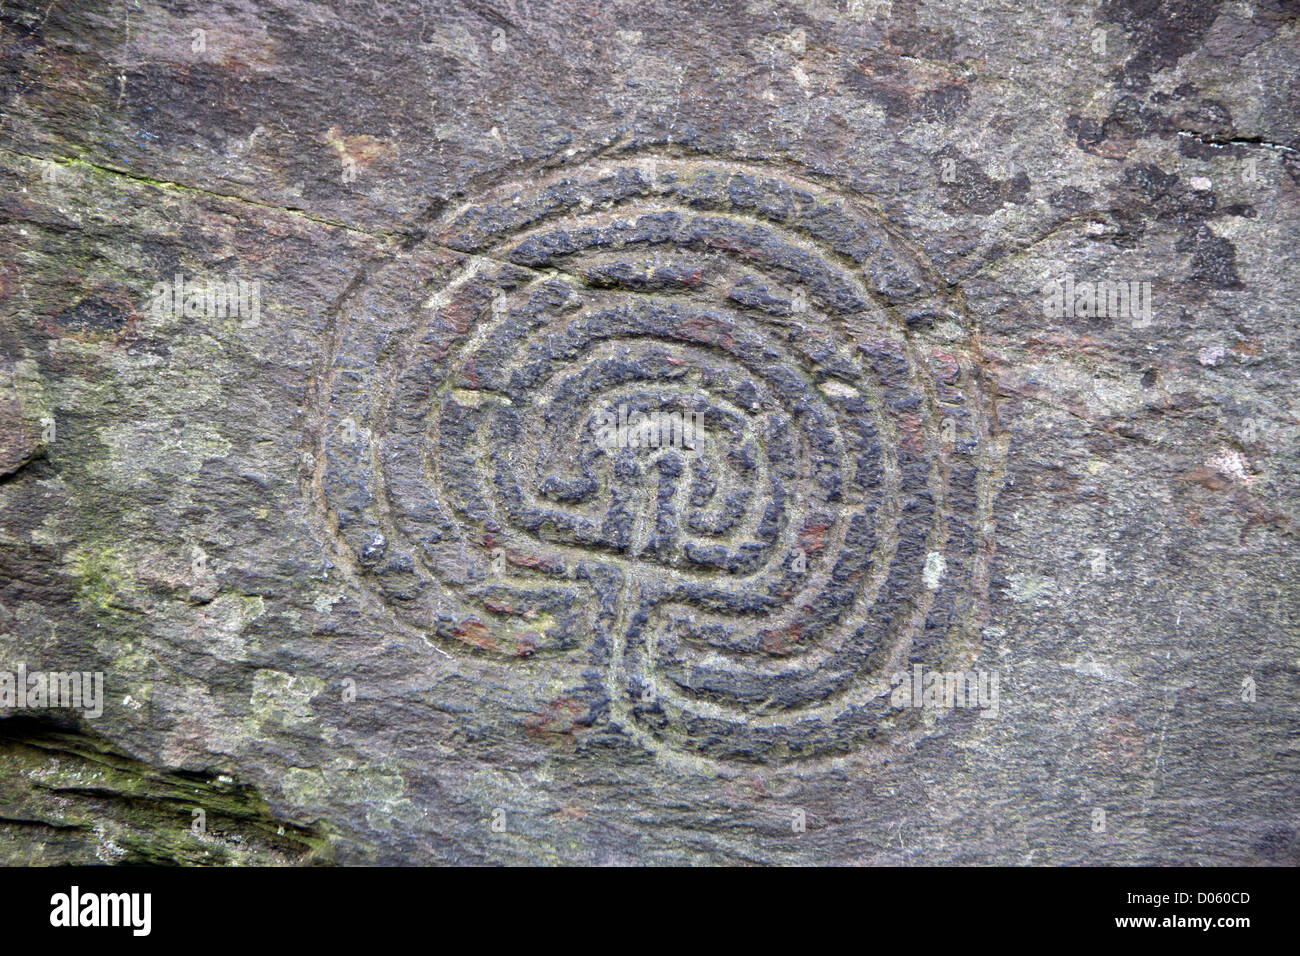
[309,154,998,766]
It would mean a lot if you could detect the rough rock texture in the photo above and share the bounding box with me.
[0,0,1296,865]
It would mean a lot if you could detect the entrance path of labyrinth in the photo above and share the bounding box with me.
[305,151,1004,769]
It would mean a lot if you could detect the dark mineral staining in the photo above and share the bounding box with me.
[1177,98,1238,141]
[1221,203,1257,219]
[916,84,970,123]
[52,296,130,335]
[1201,7,1281,58]
[843,59,970,126]
[1048,186,1095,211]
[1067,95,1171,158]
[1176,223,1245,289]
[1122,163,1216,224]
[1109,162,1246,289]
[933,145,1030,215]
[884,26,967,61]
[1099,0,1227,89]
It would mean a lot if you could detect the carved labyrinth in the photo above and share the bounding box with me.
[309,155,998,765]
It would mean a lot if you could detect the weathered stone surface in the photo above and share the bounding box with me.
[0,0,1295,864]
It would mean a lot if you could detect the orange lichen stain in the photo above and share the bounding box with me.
[451,617,498,653]
[760,622,804,655]
[703,233,753,257]
[477,537,553,574]
[897,412,926,454]
[681,315,735,349]
[1176,463,1292,542]
[441,297,478,338]
[1095,713,1143,767]
[928,349,960,383]
[797,521,831,554]
[324,127,391,170]
[512,631,541,658]
[1180,463,1244,495]
[524,697,587,748]
[506,548,554,571]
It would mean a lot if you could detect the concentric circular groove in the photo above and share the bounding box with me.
[306,153,998,767]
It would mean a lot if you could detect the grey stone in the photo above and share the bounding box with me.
[0,0,1295,865]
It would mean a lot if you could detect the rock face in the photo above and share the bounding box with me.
[0,0,1295,865]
